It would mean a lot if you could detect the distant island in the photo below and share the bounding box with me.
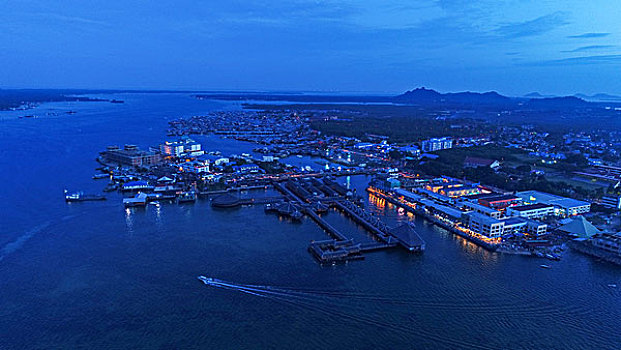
[0,89,123,111]
[196,86,620,112]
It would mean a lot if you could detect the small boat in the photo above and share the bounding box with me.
[291,210,303,221]
[92,173,109,180]
[198,276,213,284]
[103,182,118,192]
[608,284,617,288]
[64,190,106,202]
[539,264,551,269]
[149,201,160,206]
[177,191,197,204]
[545,253,561,261]
[198,276,222,284]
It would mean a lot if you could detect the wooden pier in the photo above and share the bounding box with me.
[270,177,424,263]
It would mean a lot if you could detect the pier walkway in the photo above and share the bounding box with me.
[269,178,422,263]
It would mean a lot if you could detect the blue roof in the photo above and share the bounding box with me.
[502,217,527,226]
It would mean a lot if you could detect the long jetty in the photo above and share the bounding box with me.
[270,177,423,263]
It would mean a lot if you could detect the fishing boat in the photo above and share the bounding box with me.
[64,190,106,202]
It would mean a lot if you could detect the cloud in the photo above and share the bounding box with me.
[496,12,569,38]
[568,32,610,39]
[562,45,615,53]
[523,54,621,66]
[33,12,109,26]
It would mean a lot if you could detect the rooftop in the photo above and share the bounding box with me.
[479,194,520,203]
[510,203,554,211]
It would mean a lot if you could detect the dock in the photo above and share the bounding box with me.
[270,177,424,263]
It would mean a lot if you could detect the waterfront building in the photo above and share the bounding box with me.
[389,223,426,252]
[516,190,591,216]
[525,220,548,236]
[571,232,621,265]
[421,137,453,152]
[160,138,203,157]
[500,217,528,236]
[557,216,600,238]
[416,188,454,204]
[460,200,503,219]
[160,142,184,157]
[588,232,621,255]
[425,180,481,198]
[101,145,162,168]
[463,212,505,238]
[506,203,554,219]
[122,181,152,191]
[478,194,522,210]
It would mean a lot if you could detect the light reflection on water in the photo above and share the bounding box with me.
[124,207,134,235]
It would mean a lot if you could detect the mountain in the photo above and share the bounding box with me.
[393,87,513,107]
[575,93,621,102]
[524,92,556,98]
[523,96,591,109]
[393,87,600,111]
[524,92,544,98]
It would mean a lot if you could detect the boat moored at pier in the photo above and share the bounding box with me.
[64,190,106,202]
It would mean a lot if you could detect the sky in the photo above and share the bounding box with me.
[1,0,620,96]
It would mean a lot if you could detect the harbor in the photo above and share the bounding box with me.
[4,92,621,350]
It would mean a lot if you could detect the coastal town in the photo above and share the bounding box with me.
[68,109,621,266]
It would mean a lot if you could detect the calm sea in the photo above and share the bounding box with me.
[0,93,619,349]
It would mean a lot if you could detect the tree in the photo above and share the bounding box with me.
[389,150,403,160]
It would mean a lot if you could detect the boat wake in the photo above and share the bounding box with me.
[0,214,78,263]
[198,276,501,350]
[0,222,51,262]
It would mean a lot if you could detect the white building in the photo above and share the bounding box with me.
[460,200,503,219]
[160,138,203,157]
[516,190,591,217]
[180,160,209,173]
[506,203,554,219]
[465,212,505,238]
[421,137,453,152]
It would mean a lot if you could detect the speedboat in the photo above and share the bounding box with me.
[198,276,217,284]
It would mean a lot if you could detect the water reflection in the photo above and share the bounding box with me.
[124,208,134,235]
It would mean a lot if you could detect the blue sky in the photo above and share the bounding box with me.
[1,0,619,95]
